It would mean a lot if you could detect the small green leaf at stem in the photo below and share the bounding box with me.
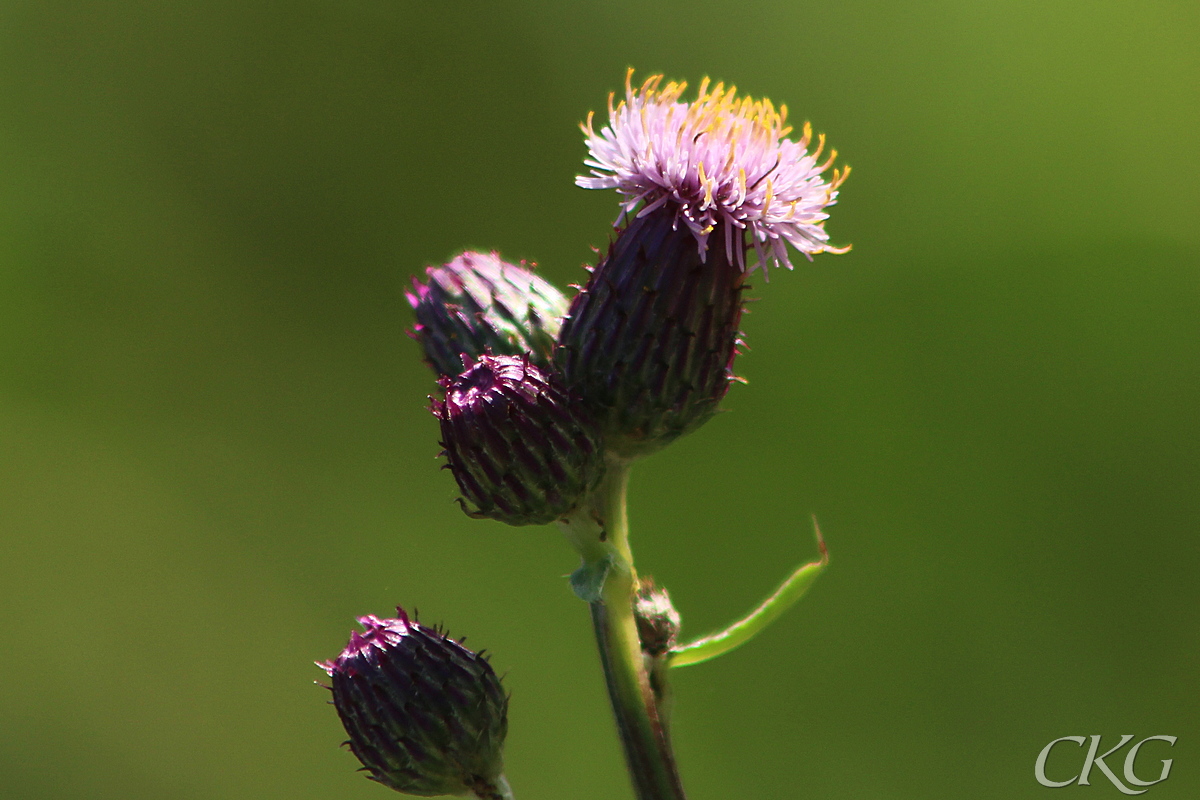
[570,554,615,602]
[668,518,829,669]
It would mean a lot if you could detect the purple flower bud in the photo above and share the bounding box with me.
[407,251,568,379]
[555,207,746,457]
[433,354,605,526]
[320,609,509,798]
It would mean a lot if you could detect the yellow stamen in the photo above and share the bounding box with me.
[816,148,838,174]
[811,133,826,163]
[698,162,714,206]
[724,140,738,175]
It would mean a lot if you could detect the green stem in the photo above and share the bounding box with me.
[560,459,687,800]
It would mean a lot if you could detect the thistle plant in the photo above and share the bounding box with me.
[321,70,848,800]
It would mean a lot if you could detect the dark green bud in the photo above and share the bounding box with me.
[634,576,681,658]
[555,207,746,458]
[433,355,605,526]
[407,251,568,378]
[320,609,510,798]
[635,576,681,713]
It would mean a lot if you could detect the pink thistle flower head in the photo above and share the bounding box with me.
[577,69,850,276]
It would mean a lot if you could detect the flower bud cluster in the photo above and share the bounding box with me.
[408,70,847,525]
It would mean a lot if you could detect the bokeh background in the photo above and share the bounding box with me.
[2,1,1197,798]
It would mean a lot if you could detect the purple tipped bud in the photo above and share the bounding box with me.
[433,355,605,526]
[555,207,746,457]
[320,609,509,798]
[407,251,568,378]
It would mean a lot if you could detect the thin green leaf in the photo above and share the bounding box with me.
[669,518,829,668]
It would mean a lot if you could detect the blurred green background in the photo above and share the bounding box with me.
[2,1,1197,798]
